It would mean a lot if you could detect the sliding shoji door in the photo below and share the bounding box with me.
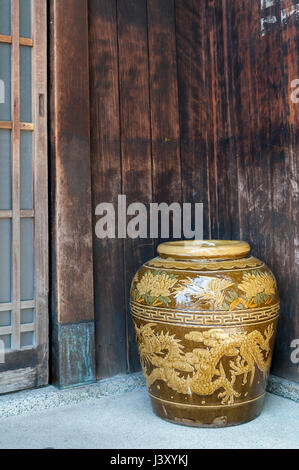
[0,0,48,393]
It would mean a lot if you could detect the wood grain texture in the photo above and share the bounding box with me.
[49,0,96,386]
[89,0,127,378]
[207,0,240,240]
[268,0,299,381]
[0,367,36,394]
[147,0,182,246]
[11,0,21,351]
[49,0,94,325]
[175,0,211,238]
[206,0,299,382]
[117,0,154,372]
[32,0,48,379]
[87,0,298,383]
[0,344,48,391]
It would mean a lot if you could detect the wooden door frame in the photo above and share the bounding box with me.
[49,0,96,388]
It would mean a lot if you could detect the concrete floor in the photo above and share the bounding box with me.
[0,389,298,449]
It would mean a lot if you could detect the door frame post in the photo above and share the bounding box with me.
[49,0,96,388]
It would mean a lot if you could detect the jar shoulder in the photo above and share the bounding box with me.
[130,256,279,311]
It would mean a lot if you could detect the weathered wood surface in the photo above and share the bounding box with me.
[89,0,127,378]
[176,0,211,239]
[50,0,94,326]
[49,0,96,387]
[207,0,299,382]
[32,0,49,387]
[117,0,154,371]
[11,0,21,353]
[148,0,182,247]
[88,0,298,382]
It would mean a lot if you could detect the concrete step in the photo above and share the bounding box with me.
[0,388,298,449]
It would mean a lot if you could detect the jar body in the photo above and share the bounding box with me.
[130,241,279,427]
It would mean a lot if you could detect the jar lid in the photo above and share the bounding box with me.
[157,240,250,260]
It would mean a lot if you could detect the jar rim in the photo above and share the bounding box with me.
[157,240,250,260]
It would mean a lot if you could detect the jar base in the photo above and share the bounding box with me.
[150,393,265,428]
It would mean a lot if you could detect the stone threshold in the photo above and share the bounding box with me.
[267,374,299,404]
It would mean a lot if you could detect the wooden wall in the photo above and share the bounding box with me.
[88,0,299,382]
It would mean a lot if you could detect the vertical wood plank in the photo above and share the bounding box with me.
[271,0,299,381]
[175,0,211,239]
[207,0,240,240]
[89,0,127,378]
[11,0,21,350]
[50,0,94,325]
[147,0,181,247]
[230,0,274,256]
[117,0,154,371]
[49,0,96,387]
[32,0,48,384]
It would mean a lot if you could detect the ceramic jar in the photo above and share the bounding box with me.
[130,241,279,427]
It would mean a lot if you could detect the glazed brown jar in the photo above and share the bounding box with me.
[130,240,279,427]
